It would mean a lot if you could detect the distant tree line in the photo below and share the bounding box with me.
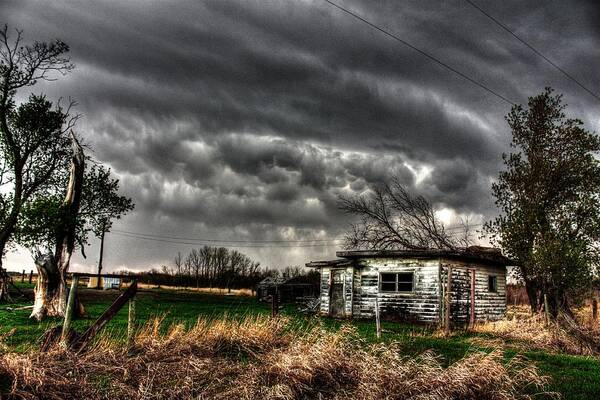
[124,246,315,291]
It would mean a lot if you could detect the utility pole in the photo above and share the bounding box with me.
[97,220,107,289]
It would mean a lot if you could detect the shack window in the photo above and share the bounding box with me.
[380,272,413,292]
[488,275,498,292]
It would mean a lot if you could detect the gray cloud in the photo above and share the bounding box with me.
[2,0,599,271]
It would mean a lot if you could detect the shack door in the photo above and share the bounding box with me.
[330,270,345,317]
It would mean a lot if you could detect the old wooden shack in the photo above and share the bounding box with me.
[256,275,318,303]
[306,247,511,325]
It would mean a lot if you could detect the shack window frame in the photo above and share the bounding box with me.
[379,272,414,293]
[488,275,498,292]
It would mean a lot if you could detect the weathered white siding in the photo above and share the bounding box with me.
[317,257,507,323]
[319,267,330,314]
[353,258,441,323]
[440,259,506,323]
[344,266,354,315]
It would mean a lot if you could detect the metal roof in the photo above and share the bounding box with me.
[307,247,514,268]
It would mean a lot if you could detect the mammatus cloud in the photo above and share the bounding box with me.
[2,0,599,271]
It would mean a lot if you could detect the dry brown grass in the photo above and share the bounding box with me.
[135,283,254,296]
[0,315,551,400]
[473,305,600,356]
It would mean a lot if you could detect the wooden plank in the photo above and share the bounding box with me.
[470,269,475,328]
[445,266,452,335]
[71,280,137,352]
[70,272,134,279]
[375,296,381,339]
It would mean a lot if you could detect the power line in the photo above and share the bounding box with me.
[111,231,341,248]
[444,223,484,232]
[464,0,600,102]
[112,229,343,243]
[322,0,516,105]
[112,230,487,248]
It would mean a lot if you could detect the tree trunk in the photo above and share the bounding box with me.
[0,266,11,302]
[523,277,541,314]
[548,290,572,320]
[31,253,65,320]
[0,191,22,303]
[31,133,85,321]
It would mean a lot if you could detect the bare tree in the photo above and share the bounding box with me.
[173,252,183,285]
[31,133,85,320]
[185,249,201,288]
[338,179,461,251]
[457,217,474,248]
[281,266,305,279]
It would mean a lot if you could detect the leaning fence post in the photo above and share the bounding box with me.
[62,275,79,344]
[127,294,136,345]
[21,270,25,283]
[28,270,33,284]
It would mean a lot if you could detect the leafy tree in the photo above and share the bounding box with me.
[17,164,134,255]
[486,88,600,318]
[19,142,134,320]
[0,26,74,300]
[78,164,134,284]
[17,161,133,316]
[30,133,85,320]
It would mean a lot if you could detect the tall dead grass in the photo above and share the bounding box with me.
[0,315,551,400]
[474,305,600,356]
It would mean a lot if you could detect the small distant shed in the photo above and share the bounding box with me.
[307,247,512,325]
[256,275,318,303]
[88,276,122,290]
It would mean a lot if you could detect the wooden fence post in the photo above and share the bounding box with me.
[28,270,33,284]
[543,293,550,326]
[62,275,79,344]
[444,266,452,335]
[21,270,25,283]
[271,290,279,318]
[375,296,381,339]
[469,269,476,329]
[592,298,597,321]
[127,295,136,345]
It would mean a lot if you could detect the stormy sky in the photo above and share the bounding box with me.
[3,0,599,273]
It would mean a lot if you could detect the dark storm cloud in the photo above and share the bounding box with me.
[3,0,599,270]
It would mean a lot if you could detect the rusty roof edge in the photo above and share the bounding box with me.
[305,259,353,268]
[334,248,515,266]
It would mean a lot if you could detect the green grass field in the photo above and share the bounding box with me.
[1,283,599,399]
